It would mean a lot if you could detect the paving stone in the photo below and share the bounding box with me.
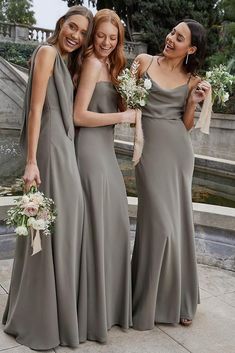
[216,290,235,308]
[159,296,235,353]
[198,264,235,295]
[55,326,190,353]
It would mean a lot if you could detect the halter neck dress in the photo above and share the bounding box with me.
[2,45,85,350]
[75,81,132,342]
[132,59,199,329]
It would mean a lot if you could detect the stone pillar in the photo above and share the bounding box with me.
[15,24,30,43]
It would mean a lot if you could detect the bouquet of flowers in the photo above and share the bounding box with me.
[117,61,152,166]
[206,64,235,106]
[6,185,57,255]
[117,61,152,109]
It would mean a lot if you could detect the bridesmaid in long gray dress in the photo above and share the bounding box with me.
[131,20,210,329]
[73,9,135,343]
[2,6,93,350]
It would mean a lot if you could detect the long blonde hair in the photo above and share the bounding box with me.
[48,5,93,78]
[86,9,126,86]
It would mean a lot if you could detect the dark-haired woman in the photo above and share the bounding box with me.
[131,19,210,329]
[2,6,93,350]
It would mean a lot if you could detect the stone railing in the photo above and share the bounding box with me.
[0,22,146,58]
[124,41,147,59]
[0,21,53,44]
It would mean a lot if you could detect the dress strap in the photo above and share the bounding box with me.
[187,73,192,84]
[145,56,154,74]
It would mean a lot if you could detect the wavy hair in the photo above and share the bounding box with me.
[180,19,207,75]
[85,9,126,86]
[47,5,93,78]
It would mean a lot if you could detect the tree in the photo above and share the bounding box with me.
[96,0,140,40]
[0,0,36,25]
[62,0,96,7]
[0,0,6,21]
[97,0,223,59]
[208,0,235,73]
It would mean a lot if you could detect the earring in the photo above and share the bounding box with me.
[185,53,189,65]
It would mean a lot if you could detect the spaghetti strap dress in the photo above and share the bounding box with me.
[75,82,132,343]
[132,60,199,330]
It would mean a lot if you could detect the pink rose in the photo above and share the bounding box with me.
[23,202,39,217]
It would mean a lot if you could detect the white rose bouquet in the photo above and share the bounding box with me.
[6,185,57,255]
[116,61,152,166]
[117,61,152,109]
[206,64,234,106]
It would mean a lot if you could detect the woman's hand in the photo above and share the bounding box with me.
[23,162,41,192]
[121,109,136,124]
[189,80,211,104]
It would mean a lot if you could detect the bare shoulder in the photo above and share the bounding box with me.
[135,53,152,67]
[34,45,57,71]
[83,56,102,72]
[133,54,153,76]
[35,45,57,62]
[79,56,103,84]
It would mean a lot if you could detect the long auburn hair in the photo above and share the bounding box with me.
[85,9,126,86]
[47,5,93,78]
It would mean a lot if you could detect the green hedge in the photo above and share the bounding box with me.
[0,42,36,67]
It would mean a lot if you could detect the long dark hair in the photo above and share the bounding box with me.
[47,5,93,78]
[181,19,207,74]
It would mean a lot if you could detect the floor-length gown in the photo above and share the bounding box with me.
[2,45,84,350]
[75,81,132,343]
[132,68,199,330]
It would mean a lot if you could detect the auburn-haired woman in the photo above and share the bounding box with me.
[3,6,93,350]
[74,9,135,343]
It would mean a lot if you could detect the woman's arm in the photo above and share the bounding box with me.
[73,57,135,127]
[23,46,57,190]
[183,77,211,130]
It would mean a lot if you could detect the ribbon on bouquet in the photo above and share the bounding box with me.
[132,109,144,166]
[194,85,212,134]
[30,227,42,256]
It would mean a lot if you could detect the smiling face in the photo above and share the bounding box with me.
[57,14,89,55]
[93,21,118,60]
[163,22,197,60]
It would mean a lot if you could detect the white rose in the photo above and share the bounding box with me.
[15,225,28,236]
[222,92,229,102]
[139,99,146,107]
[32,219,46,230]
[144,78,152,90]
[27,217,35,227]
[31,192,44,205]
[20,195,30,207]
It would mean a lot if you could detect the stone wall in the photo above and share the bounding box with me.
[0,57,27,130]
[114,112,235,162]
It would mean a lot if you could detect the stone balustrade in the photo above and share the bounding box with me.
[0,22,146,58]
[0,21,53,44]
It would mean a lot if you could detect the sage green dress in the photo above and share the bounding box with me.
[75,82,132,343]
[2,46,84,350]
[132,68,199,329]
